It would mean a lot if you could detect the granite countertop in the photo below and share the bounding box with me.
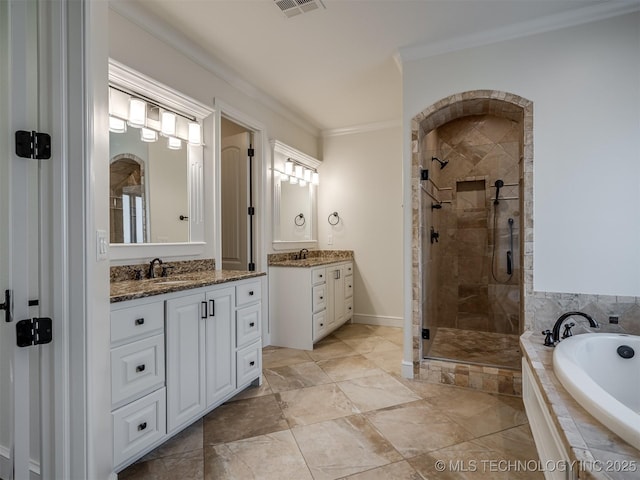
[520,331,640,479]
[110,270,266,303]
[268,249,354,268]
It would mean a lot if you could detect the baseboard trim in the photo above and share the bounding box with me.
[352,314,403,328]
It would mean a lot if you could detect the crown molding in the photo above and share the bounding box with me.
[397,0,640,64]
[109,1,320,137]
[322,118,401,138]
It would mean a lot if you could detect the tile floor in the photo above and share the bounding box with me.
[119,323,543,479]
[426,327,522,369]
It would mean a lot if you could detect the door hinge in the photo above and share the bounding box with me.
[16,317,53,347]
[0,289,11,323]
[247,147,255,158]
[420,169,429,181]
[15,130,51,160]
[422,328,430,340]
[248,206,255,216]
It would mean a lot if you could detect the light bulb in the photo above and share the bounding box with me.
[284,160,293,175]
[188,122,202,145]
[295,165,303,178]
[161,111,177,136]
[312,172,319,185]
[140,127,158,142]
[128,98,146,128]
[304,168,312,182]
[167,136,182,150]
[109,116,127,133]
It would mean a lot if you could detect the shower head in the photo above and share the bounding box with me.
[494,179,504,205]
[431,157,449,169]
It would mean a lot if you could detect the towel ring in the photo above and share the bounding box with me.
[294,213,306,226]
[328,211,340,226]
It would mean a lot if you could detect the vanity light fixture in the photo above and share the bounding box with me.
[284,159,294,175]
[140,127,158,142]
[188,122,202,145]
[295,164,303,179]
[299,179,307,187]
[312,172,319,185]
[167,136,182,150]
[304,168,312,183]
[289,176,298,185]
[128,98,147,128]
[280,173,289,182]
[161,111,177,136]
[109,116,127,133]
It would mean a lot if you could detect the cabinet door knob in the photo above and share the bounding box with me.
[249,322,255,327]
[136,364,146,373]
[320,323,324,327]
[319,274,323,278]
[249,361,255,366]
[319,296,323,300]
[135,318,144,326]
[248,290,254,296]
[137,422,147,431]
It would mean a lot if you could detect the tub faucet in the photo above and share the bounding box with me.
[148,257,163,279]
[544,311,599,346]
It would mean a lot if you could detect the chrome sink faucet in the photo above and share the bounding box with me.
[295,248,309,260]
[148,257,163,279]
[543,311,599,346]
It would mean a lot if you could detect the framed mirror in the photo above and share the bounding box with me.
[108,59,213,261]
[271,140,320,250]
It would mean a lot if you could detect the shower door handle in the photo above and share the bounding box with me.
[506,251,512,275]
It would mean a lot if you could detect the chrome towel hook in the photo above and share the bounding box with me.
[294,213,306,226]
[328,211,340,226]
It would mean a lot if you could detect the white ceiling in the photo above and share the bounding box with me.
[113,0,639,133]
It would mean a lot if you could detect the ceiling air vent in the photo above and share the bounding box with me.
[274,0,326,18]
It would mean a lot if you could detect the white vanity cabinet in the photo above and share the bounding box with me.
[110,298,167,469]
[110,275,263,472]
[270,261,353,350]
[165,278,262,434]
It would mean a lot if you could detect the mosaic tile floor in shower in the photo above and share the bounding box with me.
[425,327,521,369]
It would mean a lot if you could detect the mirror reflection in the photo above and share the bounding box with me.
[109,128,189,244]
[271,140,320,246]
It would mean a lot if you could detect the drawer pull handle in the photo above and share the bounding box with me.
[249,322,255,327]
[137,422,147,431]
[248,290,254,296]
[319,274,323,278]
[135,318,145,326]
[319,296,323,300]
[320,323,324,327]
[209,299,215,317]
[249,361,255,366]
[136,364,146,373]
[348,306,352,310]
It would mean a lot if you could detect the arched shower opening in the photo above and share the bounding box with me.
[411,91,534,378]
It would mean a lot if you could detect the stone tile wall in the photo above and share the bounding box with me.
[411,90,534,376]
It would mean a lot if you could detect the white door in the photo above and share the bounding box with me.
[166,293,206,434]
[221,132,250,271]
[1,1,47,478]
[205,286,235,407]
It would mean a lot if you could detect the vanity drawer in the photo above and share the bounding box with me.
[344,275,353,299]
[111,334,165,409]
[312,267,326,285]
[236,280,261,307]
[111,301,164,346]
[236,342,261,387]
[345,298,353,320]
[113,387,166,468]
[236,303,261,348]
[344,263,353,275]
[312,310,328,342]
[312,284,327,313]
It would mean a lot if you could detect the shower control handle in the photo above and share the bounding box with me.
[430,227,439,244]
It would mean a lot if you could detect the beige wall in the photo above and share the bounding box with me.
[319,127,403,325]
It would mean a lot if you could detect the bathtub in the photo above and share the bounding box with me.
[553,333,640,450]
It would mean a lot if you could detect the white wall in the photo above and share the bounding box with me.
[403,13,640,296]
[319,127,404,325]
[109,10,319,158]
